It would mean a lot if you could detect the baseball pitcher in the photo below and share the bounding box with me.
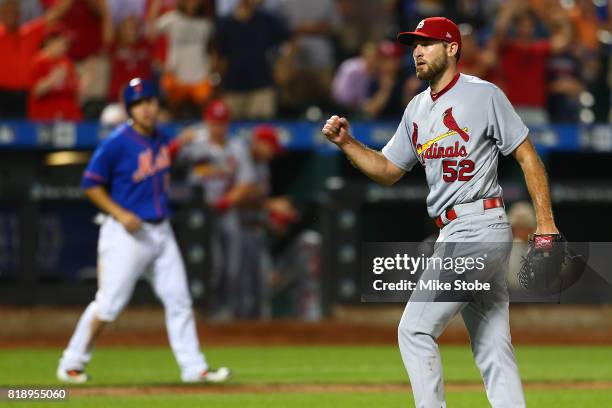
[57,78,230,384]
[323,17,561,408]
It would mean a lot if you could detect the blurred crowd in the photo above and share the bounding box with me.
[0,0,610,124]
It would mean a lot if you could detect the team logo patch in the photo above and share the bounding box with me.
[416,19,425,30]
[129,78,143,92]
[415,107,470,157]
[132,147,171,182]
[411,122,419,148]
[442,108,469,142]
[416,130,469,155]
[446,32,452,39]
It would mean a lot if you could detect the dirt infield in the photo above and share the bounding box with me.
[69,381,612,397]
[2,320,612,348]
[3,321,612,348]
[2,305,612,348]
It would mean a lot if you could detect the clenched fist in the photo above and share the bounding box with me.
[322,115,352,147]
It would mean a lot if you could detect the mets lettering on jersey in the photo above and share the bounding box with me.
[382,73,529,218]
[82,123,172,221]
[132,146,171,183]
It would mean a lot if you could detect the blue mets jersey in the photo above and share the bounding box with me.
[82,123,173,222]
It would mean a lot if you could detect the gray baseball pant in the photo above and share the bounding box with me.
[398,205,526,408]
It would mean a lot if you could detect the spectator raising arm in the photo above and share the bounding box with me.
[489,0,527,51]
[32,64,68,98]
[43,0,74,25]
[94,0,114,48]
[145,0,162,40]
[532,3,572,53]
[490,0,571,53]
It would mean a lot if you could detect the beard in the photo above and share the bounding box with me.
[415,55,449,81]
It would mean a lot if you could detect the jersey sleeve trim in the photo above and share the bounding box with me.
[83,171,106,183]
[381,147,413,172]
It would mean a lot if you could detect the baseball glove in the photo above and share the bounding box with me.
[518,233,572,295]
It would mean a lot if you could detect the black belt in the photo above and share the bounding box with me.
[145,218,166,225]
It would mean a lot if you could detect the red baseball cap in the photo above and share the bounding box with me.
[204,100,230,123]
[397,17,461,50]
[253,125,283,153]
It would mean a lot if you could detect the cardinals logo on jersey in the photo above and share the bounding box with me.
[442,107,469,142]
[415,107,470,158]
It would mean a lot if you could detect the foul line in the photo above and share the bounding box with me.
[68,381,612,397]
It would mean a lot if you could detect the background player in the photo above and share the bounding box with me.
[237,125,297,318]
[176,100,256,319]
[57,78,230,384]
[322,17,559,408]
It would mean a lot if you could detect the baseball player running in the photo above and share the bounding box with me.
[57,78,230,384]
[323,17,560,408]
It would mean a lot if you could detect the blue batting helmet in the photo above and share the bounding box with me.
[123,78,157,113]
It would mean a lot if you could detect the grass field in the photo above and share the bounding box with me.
[1,345,611,407]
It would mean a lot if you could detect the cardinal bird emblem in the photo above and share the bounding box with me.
[442,107,469,142]
[415,108,470,155]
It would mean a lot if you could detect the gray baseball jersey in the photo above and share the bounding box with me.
[235,136,271,224]
[180,127,256,204]
[240,161,271,223]
[232,136,271,195]
[382,73,529,217]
